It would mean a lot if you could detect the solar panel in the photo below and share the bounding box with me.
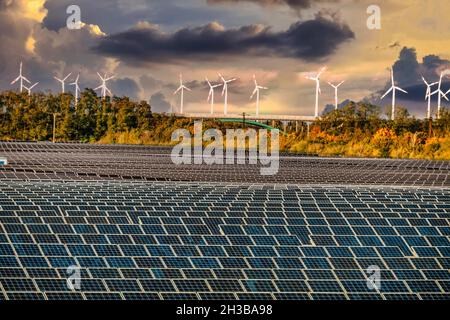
[0,144,448,301]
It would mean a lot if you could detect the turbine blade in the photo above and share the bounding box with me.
[250,88,257,100]
[222,85,226,96]
[421,76,428,86]
[94,85,102,91]
[63,73,72,81]
[11,76,20,84]
[22,77,31,84]
[97,72,104,80]
[174,86,182,94]
[381,87,393,99]
[396,87,408,94]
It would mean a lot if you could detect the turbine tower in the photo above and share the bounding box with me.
[206,77,222,115]
[95,73,114,99]
[11,62,30,93]
[327,80,345,110]
[381,68,408,120]
[421,76,438,119]
[54,73,72,94]
[305,66,326,118]
[70,74,81,106]
[219,73,236,115]
[23,82,39,96]
[250,75,268,116]
[434,70,450,119]
[173,74,191,114]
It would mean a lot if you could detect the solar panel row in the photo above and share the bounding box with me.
[0,180,448,300]
[0,142,448,186]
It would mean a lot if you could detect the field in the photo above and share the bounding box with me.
[0,142,448,300]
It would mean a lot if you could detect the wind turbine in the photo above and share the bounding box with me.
[69,74,81,106]
[421,76,438,119]
[54,73,72,94]
[173,74,191,114]
[23,82,39,96]
[11,62,30,93]
[327,80,345,110]
[434,70,450,119]
[305,66,326,118]
[381,68,408,120]
[219,73,236,115]
[206,77,222,114]
[95,73,114,99]
[250,75,268,116]
[430,72,449,119]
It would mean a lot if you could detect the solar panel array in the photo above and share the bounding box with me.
[0,181,448,300]
[0,142,449,186]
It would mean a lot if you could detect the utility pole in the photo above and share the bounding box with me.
[428,117,433,137]
[242,112,246,129]
[53,113,57,143]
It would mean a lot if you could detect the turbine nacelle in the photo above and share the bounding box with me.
[95,72,114,98]
[23,82,39,95]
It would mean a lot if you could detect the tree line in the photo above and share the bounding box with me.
[0,90,449,159]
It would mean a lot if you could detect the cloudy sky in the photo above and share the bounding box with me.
[1,0,450,117]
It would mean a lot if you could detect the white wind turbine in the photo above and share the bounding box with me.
[11,62,30,93]
[219,73,237,115]
[95,73,114,99]
[305,66,326,118]
[327,80,345,110]
[381,68,408,120]
[434,70,450,119]
[173,74,191,114]
[23,82,39,96]
[69,74,81,105]
[421,76,438,119]
[54,73,72,94]
[206,77,222,115]
[250,75,268,116]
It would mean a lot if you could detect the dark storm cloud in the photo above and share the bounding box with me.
[110,78,140,99]
[207,0,340,11]
[150,92,171,113]
[390,47,450,102]
[93,14,354,64]
[370,47,450,116]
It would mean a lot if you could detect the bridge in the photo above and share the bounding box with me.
[174,113,317,122]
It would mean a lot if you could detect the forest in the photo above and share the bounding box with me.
[0,90,449,160]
